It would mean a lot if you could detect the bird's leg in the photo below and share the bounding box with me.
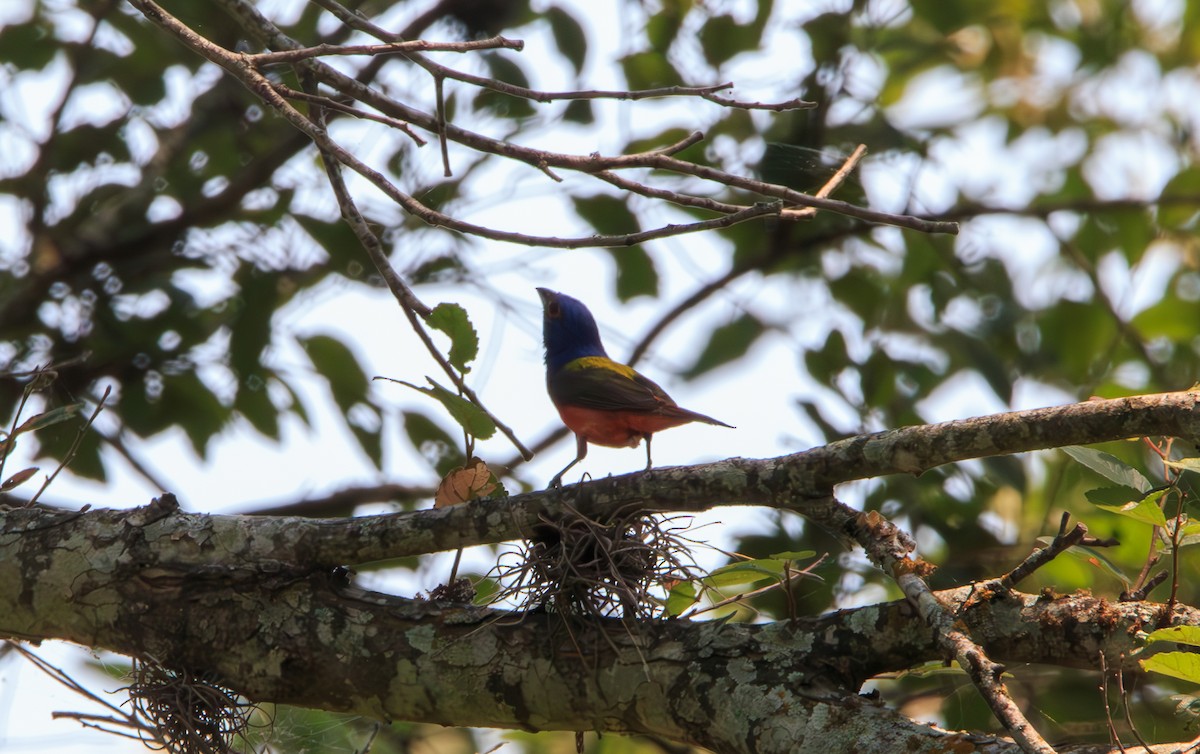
[643,433,653,471]
[549,434,589,488]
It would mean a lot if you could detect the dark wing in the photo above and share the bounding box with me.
[547,362,676,414]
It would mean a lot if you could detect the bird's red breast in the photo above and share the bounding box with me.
[554,404,701,448]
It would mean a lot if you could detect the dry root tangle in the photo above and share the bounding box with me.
[493,502,697,621]
[125,656,258,754]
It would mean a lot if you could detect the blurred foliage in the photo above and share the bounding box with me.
[2,0,1200,749]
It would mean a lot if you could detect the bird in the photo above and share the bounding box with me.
[537,287,733,488]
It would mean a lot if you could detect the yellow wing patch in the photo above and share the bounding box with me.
[565,356,639,380]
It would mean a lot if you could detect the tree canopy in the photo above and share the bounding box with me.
[3,0,1200,752]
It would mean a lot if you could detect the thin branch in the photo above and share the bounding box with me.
[11,643,164,746]
[95,426,171,493]
[1098,653,1125,751]
[838,502,1054,754]
[433,74,451,177]
[274,84,426,145]
[301,79,532,459]
[211,0,960,238]
[411,56,812,110]
[699,91,815,111]
[27,386,111,507]
[1117,667,1154,753]
[247,36,524,65]
[595,170,748,213]
[1059,238,1170,390]
[998,513,1089,589]
[306,1,813,111]
[130,1,799,249]
[1121,570,1168,602]
[782,144,869,219]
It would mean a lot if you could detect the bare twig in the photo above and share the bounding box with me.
[411,55,813,110]
[302,76,533,460]
[683,553,827,619]
[997,513,1089,589]
[433,74,451,177]
[1116,666,1154,753]
[307,0,812,111]
[844,505,1055,754]
[206,0,960,238]
[1098,653,1125,751]
[11,644,165,746]
[247,35,523,65]
[1121,570,1168,602]
[27,386,112,507]
[94,425,171,493]
[274,84,426,145]
[782,144,869,219]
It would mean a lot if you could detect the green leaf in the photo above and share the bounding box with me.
[1088,488,1169,527]
[607,247,658,301]
[402,411,465,477]
[350,415,383,470]
[698,12,767,67]
[620,51,683,89]
[427,303,479,374]
[475,53,535,118]
[683,313,766,379]
[665,580,698,616]
[234,379,280,440]
[1159,168,1200,230]
[14,403,83,435]
[0,20,57,70]
[770,550,817,561]
[1177,520,1200,548]
[646,4,686,51]
[472,576,501,606]
[1062,446,1151,493]
[1165,457,1200,474]
[545,6,587,74]
[300,334,369,412]
[168,372,230,456]
[1142,652,1200,684]
[1146,626,1200,647]
[1039,537,1131,586]
[397,378,496,441]
[1084,485,1145,507]
[561,99,593,124]
[703,559,786,587]
[572,194,641,236]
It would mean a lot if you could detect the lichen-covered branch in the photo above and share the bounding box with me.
[247,390,1200,565]
[0,495,1188,753]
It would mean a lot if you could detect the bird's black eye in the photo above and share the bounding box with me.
[547,301,561,318]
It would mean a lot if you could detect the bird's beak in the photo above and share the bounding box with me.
[536,287,556,308]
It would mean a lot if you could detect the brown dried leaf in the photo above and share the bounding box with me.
[434,457,497,508]
[1,467,39,492]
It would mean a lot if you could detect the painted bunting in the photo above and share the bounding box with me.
[538,288,733,487]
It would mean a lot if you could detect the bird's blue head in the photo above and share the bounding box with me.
[537,288,608,373]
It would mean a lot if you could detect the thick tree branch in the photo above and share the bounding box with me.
[6,390,1185,567]
[0,496,1189,752]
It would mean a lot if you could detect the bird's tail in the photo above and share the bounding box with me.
[670,406,734,429]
